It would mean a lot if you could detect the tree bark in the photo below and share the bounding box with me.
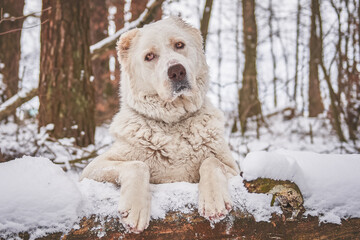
[90,0,117,124]
[238,0,261,134]
[38,0,95,147]
[217,0,223,109]
[130,0,162,22]
[108,0,125,122]
[293,0,301,104]
[200,0,213,51]
[308,0,324,117]
[111,0,125,96]
[268,0,277,107]
[317,1,346,142]
[0,0,25,103]
[90,0,164,60]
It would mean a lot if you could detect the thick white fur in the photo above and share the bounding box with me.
[81,17,240,233]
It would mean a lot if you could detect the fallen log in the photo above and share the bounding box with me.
[60,213,360,240]
[6,178,360,240]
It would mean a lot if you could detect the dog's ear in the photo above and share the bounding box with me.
[116,28,139,64]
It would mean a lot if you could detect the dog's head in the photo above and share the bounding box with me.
[117,17,209,123]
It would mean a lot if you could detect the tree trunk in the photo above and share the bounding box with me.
[38,0,95,147]
[308,0,324,117]
[238,0,261,134]
[235,0,241,89]
[268,0,277,107]
[358,0,360,64]
[0,0,25,103]
[317,1,346,142]
[216,1,223,109]
[293,0,301,104]
[109,0,125,118]
[344,1,359,141]
[200,0,213,51]
[90,0,116,124]
[130,0,162,22]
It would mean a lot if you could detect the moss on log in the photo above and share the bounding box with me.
[244,178,305,219]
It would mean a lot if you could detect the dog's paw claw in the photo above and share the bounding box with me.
[120,210,129,218]
[225,202,232,211]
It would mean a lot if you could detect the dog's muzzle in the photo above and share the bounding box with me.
[167,64,190,94]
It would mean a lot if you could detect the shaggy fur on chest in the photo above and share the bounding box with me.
[109,98,228,183]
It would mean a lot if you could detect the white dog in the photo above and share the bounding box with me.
[81,17,239,233]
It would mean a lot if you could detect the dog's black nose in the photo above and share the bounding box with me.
[168,64,186,82]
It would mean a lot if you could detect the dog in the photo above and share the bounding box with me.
[81,17,239,233]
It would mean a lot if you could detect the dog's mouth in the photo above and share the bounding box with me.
[176,85,187,93]
[172,79,190,93]
[171,78,191,99]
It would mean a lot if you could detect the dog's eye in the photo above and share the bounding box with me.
[175,42,185,49]
[145,53,155,61]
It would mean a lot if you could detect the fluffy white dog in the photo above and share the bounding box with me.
[81,17,239,233]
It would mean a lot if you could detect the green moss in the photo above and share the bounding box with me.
[245,178,302,196]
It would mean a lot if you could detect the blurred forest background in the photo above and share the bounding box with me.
[0,0,359,167]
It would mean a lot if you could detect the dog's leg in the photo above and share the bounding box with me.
[80,151,151,233]
[198,157,233,222]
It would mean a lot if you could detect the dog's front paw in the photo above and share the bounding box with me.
[198,183,232,222]
[118,192,151,233]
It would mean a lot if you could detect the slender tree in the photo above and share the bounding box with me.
[38,0,95,147]
[105,0,125,122]
[308,0,324,117]
[238,0,261,134]
[0,0,25,103]
[200,0,213,50]
[216,0,223,109]
[90,0,114,124]
[268,0,277,107]
[235,0,241,89]
[318,1,346,142]
[293,0,301,104]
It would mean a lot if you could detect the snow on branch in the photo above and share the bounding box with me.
[90,0,165,60]
[0,88,37,121]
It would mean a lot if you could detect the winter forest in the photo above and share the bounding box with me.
[0,0,360,239]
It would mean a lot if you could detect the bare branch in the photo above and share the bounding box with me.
[0,7,50,24]
[0,88,37,121]
[0,19,49,36]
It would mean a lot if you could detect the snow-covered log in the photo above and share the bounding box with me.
[5,174,360,239]
[59,212,360,240]
[90,0,165,60]
[1,152,360,239]
[0,88,37,121]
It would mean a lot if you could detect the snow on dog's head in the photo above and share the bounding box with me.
[116,17,209,123]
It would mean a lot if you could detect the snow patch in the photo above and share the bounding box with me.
[242,149,360,223]
[0,156,281,238]
[0,156,82,239]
